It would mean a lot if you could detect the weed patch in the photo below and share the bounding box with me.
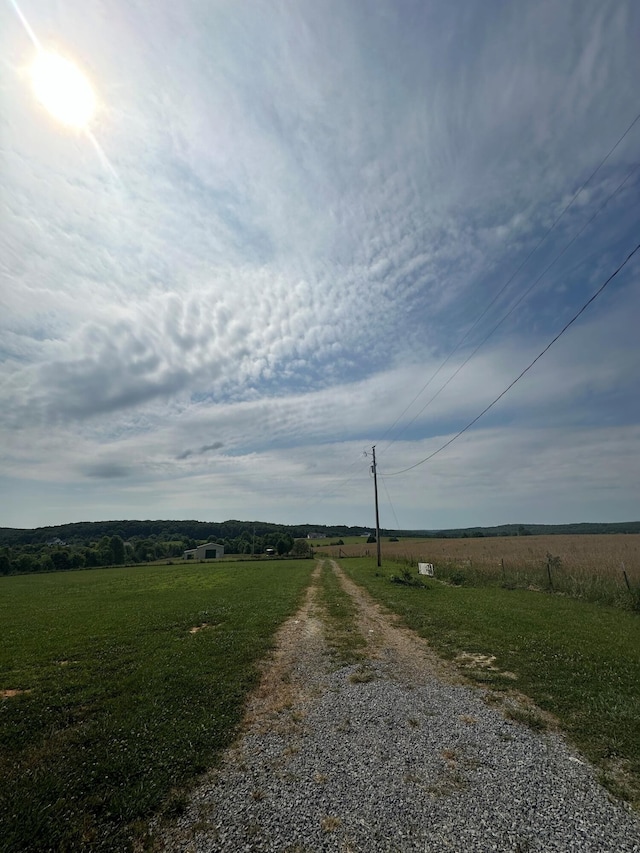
[389,568,428,588]
[505,707,549,732]
[348,664,377,684]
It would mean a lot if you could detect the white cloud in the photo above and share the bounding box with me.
[1,0,638,528]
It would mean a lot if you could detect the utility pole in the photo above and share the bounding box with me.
[371,445,382,567]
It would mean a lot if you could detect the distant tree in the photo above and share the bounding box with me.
[39,555,55,572]
[97,536,114,565]
[366,534,376,544]
[276,538,289,556]
[110,535,125,565]
[15,554,36,574]
[50,550,70,572]
[69,552,85,569]
[0,550,12,576]
[134,540,153,562]
[83,549,100,568]
[291,539,311,557]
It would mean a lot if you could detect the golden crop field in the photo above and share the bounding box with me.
[319,534,640,583]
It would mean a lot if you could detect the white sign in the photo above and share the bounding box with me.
[418,562,434,576]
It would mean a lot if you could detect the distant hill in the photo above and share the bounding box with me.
[0,519,370,547]
[0,518,638,547]
[397,521,640,538]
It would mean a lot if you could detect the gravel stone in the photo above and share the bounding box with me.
[157,564,640,852]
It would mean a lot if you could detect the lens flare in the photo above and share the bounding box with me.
[30,51,96,129]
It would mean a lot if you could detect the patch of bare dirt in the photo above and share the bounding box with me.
[189,623,213,634]
[1,688,30,698]
[330,560,462,685]
[242,562,329,732]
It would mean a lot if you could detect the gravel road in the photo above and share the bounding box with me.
[157,561,640,852]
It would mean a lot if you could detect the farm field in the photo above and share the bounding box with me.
[0,559,313,853]
[318,534,640,606]
[307,535,369,547]
[340,557,640,809]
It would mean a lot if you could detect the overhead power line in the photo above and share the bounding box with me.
[380,164,638,452]
[378,109,640,454]
[379,473,401,530]
[292,110,640,512]
[384,241,640,477]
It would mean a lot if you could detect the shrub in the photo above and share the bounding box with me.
[389,568,427,588]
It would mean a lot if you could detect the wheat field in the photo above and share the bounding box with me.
[320,534,640,588]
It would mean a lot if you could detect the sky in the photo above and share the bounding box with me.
[1,0,639,532]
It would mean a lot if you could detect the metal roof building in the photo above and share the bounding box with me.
[183,543,224,560]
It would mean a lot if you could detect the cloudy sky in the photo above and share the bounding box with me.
[1,0,639,531]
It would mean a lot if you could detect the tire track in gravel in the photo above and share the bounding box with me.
[154,560,640,853]
[329,560,557,729]
[329,560,461,687]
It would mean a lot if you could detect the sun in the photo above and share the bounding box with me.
[30,50,96,129]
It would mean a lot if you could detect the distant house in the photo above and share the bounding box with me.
[183,543,224,560]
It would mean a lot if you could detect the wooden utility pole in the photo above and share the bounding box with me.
[371,445,382,567]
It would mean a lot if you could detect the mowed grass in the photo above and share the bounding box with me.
[341,558,640,808]
[0,560,313,852]
[316,560,366,666]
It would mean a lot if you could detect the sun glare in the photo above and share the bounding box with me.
[30,50,96,129]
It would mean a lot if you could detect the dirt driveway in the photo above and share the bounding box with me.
[155,560,640,852]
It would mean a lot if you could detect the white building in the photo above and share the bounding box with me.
[183,543,225,560]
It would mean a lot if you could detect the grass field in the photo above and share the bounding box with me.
[2,549,638,850]
[340,557,640,808]
[317,534,640,607]
[0,560,313,853]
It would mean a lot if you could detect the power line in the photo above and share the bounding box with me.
[379,473,401,530]
[378,109,640,453]
[384,241,640,477]
[379,164,638,452]
[286,110,640,512]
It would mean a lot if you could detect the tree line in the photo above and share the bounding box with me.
[0,529,313,577]
[1,517,637,577]
[0,519,368,547]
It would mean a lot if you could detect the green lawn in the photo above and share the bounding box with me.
[341,558,640,808]
[0,560,313,852]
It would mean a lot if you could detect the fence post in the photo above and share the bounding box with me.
[546,555,554,590]
[622,562,631,592]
